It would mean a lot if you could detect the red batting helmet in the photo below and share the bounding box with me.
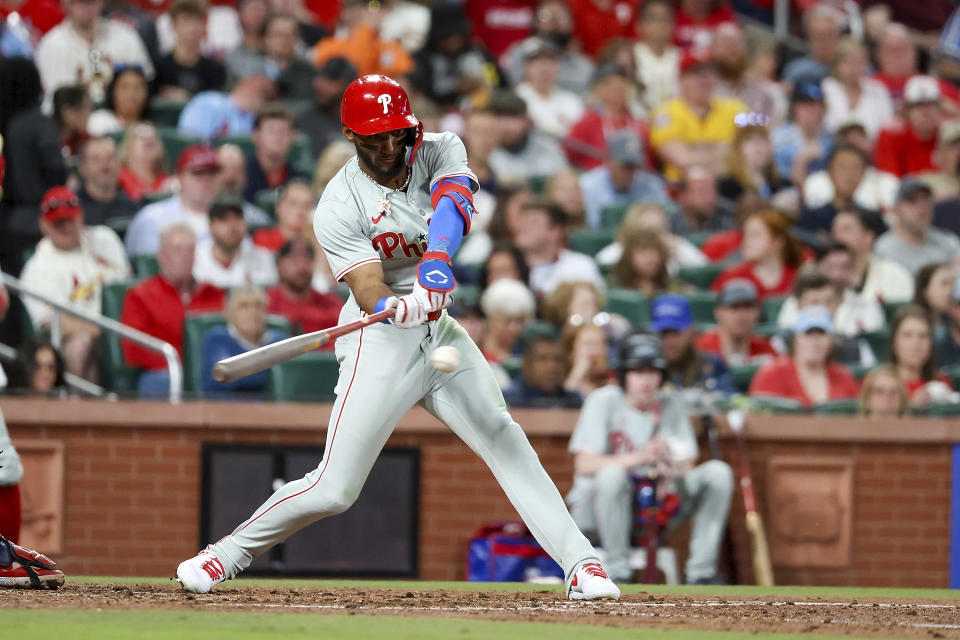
[341,74,423,164]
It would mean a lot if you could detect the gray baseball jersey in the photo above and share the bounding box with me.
[203,131,600,583]
[314,132,477,302]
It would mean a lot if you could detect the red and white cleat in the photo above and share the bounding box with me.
[176,548,228,594]
[0,536,65,589]
[566,560,621,601]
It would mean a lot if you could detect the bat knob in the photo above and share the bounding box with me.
[212,363,229,383]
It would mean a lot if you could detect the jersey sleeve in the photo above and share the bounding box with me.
[423,132,479,193]
[569,387,616,454]
[313,200,380,281]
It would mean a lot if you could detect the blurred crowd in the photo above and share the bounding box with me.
[0,0,958,418]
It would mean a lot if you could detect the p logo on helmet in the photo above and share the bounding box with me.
[341,74,424,165]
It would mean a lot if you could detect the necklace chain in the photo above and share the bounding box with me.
[360,164,411,196]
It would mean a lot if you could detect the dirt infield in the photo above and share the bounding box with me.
[4,582,960,638]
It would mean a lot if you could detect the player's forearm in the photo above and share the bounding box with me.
[343,264,396,315]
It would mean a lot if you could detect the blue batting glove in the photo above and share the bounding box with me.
[417,252,455,293]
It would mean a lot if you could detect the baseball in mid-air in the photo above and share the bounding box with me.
[430,346,461,372]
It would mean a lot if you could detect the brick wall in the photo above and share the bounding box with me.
[3,399,957,587]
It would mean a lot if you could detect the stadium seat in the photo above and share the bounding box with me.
[501,356,522,380]
[455,284,480,307]
[99,280,141,394]
[686,231,713,248]
[600,203,631,230]
[924,403,960,417]
[289,136,314,174]
[134,254,160,278]
[862,329,890,362]
[149,99,187,127]
[943,365,960,391]
[527,175,548,195]
[753,322,780,337]
[676,264,723,290]
[730,364,760,393]
[813,398,859,415]
[568,228,614,257]
[883,301,908,323]
[182,313,290,395]
[750,396,808,414]
[215,135,254,157]
[849,364,870,381]
[254,189,281,219]
[687,292,718,323]
[103,216,133,240]
[157,126,201,167]
[763,296,787,323]
[604,289,651,329]
[268,351,340,402]
[521,320,558,345]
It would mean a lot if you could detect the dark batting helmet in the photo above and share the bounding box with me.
[617,333,667,384]
[340,74,424,165]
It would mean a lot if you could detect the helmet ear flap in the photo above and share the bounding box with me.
[405,122,424,166]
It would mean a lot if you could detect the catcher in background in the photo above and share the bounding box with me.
[566,333,734,584]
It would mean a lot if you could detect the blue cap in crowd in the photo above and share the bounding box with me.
[650,295,693,332]
[791,82,823,103]
[794,306,834,335]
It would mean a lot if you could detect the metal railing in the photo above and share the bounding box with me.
[0,272,183,403]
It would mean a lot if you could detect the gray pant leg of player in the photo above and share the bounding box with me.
[421,315,597,577]
[588,465,634,583]
[676,459,734,582]
[209,323,428,577]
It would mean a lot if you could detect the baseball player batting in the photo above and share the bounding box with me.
[176,75,620,600]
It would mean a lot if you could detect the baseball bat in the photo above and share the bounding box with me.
[212,308,396,383]
[728,410,775,586]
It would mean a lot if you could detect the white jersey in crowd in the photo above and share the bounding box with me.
[314,131,477,316]
[566,386,697,509]
[529,249,606,297]
[20,225,131,328]
[36,18,154,98]
[193,237,278,289]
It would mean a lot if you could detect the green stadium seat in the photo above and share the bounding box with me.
[883,301,909,323]
[455,284,480,306]
[862,329,890,362]
[103,216,133,240]
[521,321,558,346]
[813,398,859,415]
[604,289,651,329]
[676,264,723,290]
[568,228,614,257]
[753,322,780,337]
[182,313,290,394]
[763,296,787,323]
[849,364,870,381]
[334,286,351,301]
[924,403,960,417]
[269,351,340,402]
[527,175,548,195]
[687,291,718,323]
[134,254,160,278]
[254,189,281,219]
[289,135,314,174]
[215,135,255,157]
[149,99,187,127]
[600,203,630,230]
[750,396,808,414]
[686,231,713,248]
[501,356,522,381]
[157,126,201,167]
[100,280,141,394]
[730,363,760,393]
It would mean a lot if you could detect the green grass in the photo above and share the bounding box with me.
[0,609,855,640]
[67,575,960,601]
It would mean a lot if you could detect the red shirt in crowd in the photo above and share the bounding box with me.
[566,0,640,56]
[711,262,799,299]
[252,227,289,253]
[873,74,960,107]
[118,167,169,203]
[673,3,737,51]
[0,0,64,36]
[873,122,939,177]
[121,276,225,370]
[748,356,860,407]
[266,285,344,340]
[565,110,654,171]
[700,229,742,262]
[464,0,536,58]
[903,375,955,398]
[695,330,777,364]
